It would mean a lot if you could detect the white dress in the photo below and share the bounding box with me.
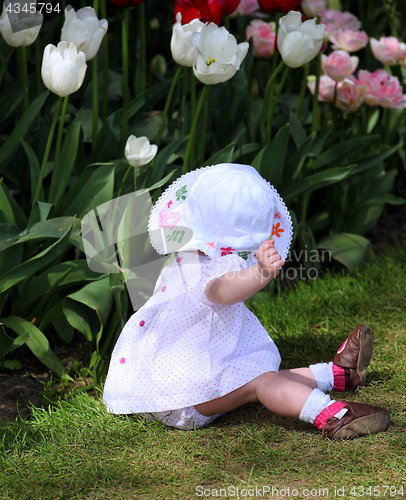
[103,252,281,414]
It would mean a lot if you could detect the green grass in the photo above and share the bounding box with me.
[1,242,406,500]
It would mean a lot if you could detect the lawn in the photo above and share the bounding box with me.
[1,241,405,500]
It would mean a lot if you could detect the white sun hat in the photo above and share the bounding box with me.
[148,163,293,266]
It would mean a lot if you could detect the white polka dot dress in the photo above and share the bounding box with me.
[103,252,281,414]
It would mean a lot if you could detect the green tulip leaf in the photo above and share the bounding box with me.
[318,233,372,271]
[0,316,70,379]
[148,136,187,187]
[0,223,21,251]
[93,110,121,162]
[308,135,379,171]
[21,139,43,203]
[57,164,115,218]
[63,277,113,345]
[202,143,235,167]
[0,91,49,175]
[0,324,30,357]
[0,179,27,228]
[0,223,72,293]
[50,116,82,205]
[282,166,355,204]
[14,260,101,314]
[17,217,80,243]
[252,123,290,187]
[128,80,172,119]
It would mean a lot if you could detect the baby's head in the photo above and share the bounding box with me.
[149,163,292,266]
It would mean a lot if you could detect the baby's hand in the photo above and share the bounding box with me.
[256,240,285,280]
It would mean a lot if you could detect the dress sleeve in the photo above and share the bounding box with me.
[192,254,248,306]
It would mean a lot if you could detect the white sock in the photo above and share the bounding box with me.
[299,388,334,424]
[309,362,334,393]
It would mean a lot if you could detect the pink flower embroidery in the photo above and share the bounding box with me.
[120,358,126,364]
[220,247,235,256]
[159,211,181,227]
[167,200,173,208]
[206,242,216,249]
[274,211,281,219]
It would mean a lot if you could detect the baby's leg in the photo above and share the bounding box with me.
[195,372,313,418]
[194,372,390,439]
[278,368,317,389]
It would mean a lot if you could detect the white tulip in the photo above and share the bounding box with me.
[277,11,325,68]
[41,41,87,97]
[170,12,204,67]
[125,136,158,167]
[61,6,108,61]
[0,0,43,47]
[193,23,249,85]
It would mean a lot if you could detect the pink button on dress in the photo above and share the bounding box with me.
[103,252,281,414]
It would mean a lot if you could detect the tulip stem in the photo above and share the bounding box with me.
[117,164,132,198]
[33,97,62,205]
[199,85,209,161]
[183,85,208,174]
[100,0,109,121]
[311,52,321,133]
[190,67,196,117]
[155,66,183,148]
[0,46,14,86]
[138,1,147,93]
[48,95,69,204]
[122,8,130,140]
[295,63,309,117]
[92,54,99,160]
[260,59,284,146]
[265,65,290,142]
[18,46,29,114]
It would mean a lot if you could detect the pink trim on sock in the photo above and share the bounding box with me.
[314,401,347,430]
[333,364,346,391]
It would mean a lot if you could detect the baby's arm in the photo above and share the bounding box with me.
[205,240,285,306]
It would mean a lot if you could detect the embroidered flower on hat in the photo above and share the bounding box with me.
[207,242,216,249]
[159,211,181,227]
[274,211,281,219]
[220,246,235,256]
[167,200,173,208]
[272,222,284,238]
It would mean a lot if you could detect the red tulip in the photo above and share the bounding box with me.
[174,0,241,25]
[174,0,204,24]
[258,0,302,13]
[108,0,144,7]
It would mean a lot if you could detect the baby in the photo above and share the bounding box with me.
[103,163,390,439]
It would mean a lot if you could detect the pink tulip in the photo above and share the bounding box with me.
[321,50,359,81]
[301,0,327,18]
[320,9,361,38]
[232,0,263,16]
[329,29,369,52]
[307,74,336,102]
[370,36,406,66]
[336,79,365,112]
[308,74,365,112]
[246,19,276,57]
[357,69,406,109]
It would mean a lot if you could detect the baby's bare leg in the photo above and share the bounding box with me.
[278,367,317,389]
[195,372,313,418]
